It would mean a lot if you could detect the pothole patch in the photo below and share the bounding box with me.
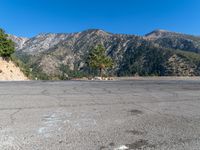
[126,139,155,149]
[125,130,144,135]
[129,109,143,115]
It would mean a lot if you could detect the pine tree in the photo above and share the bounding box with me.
[86,44,113,78]
[0,28,15,59]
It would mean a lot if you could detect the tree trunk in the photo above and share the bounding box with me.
[100,67,103,79]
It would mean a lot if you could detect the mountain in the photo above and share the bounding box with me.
[145,29,200,53]
[8,35,29,50]
[9,29,200,79]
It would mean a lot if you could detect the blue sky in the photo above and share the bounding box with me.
[1,0,199,37]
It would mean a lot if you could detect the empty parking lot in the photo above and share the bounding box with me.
[0,79,200,150]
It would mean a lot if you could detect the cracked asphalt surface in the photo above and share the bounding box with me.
[0,79,200,150]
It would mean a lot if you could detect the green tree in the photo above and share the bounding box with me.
[86,44,113,78]
[0,28,15,58]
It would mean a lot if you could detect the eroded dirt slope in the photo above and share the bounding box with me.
[0,58,28,81]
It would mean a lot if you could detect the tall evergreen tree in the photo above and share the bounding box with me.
[86,44,113,78]
[0,28,15,58]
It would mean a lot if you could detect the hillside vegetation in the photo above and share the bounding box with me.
[0,28,28,80]
[9,29,200,79]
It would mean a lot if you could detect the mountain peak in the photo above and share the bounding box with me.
[144,29,171,39]
[82,29,110,35]
[8,34,29,49]
[84,29,105,32]
[153,29,169,33]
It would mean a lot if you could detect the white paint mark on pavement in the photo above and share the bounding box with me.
[114,145,129,150]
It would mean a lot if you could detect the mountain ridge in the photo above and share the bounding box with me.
[9,29,200,53]
[9,29,200,79]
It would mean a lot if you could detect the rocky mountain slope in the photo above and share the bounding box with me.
[0,57,28,80]
[8,35,29,50]
[10,29,200,79]
[145,29,200,53]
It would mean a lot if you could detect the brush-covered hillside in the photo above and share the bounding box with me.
[9,29,200,80]
[0,29,28,81]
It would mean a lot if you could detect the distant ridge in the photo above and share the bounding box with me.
[8,29,200,79]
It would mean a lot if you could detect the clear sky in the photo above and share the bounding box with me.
[1,0,200,37]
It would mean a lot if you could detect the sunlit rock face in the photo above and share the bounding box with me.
[8,35,29,50]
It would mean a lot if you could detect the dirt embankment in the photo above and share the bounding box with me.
[0,57,28,81]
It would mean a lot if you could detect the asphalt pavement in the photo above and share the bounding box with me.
[0,79,200,150]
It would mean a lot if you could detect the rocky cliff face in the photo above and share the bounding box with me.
[10,29,200,79]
